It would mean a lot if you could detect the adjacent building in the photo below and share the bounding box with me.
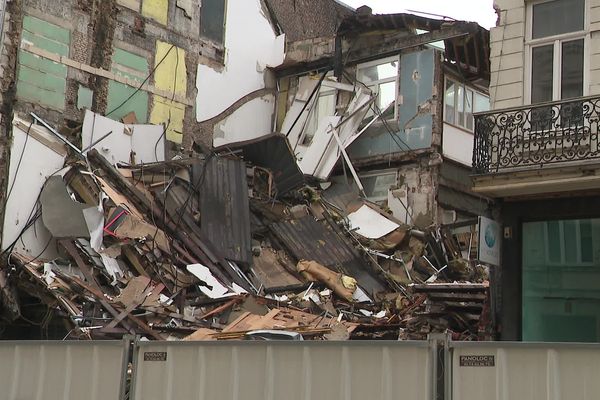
[473,0,600,341]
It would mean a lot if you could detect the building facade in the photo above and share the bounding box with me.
[0,0,287,328]
[264,8,493,230]
[473,0,600,341]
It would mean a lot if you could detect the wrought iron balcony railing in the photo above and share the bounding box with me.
[472,95,600,174]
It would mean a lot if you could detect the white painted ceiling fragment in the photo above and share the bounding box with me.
[347,205,400,239]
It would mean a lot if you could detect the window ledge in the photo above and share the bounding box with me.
[443,121,474,134]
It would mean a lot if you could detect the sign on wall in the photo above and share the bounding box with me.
[478,216,501,266]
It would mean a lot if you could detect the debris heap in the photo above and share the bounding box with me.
[3,128,493,341]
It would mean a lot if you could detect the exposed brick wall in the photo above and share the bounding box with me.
[0,0,222,243]
[89,0,116,116]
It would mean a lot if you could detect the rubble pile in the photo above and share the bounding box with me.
[4,128,492,341]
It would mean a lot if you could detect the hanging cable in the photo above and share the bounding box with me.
[105,44,176,117]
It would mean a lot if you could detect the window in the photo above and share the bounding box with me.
[444,78,489,131]
[527,0,586,103]
[360,171,397,203]
[201,0,226,45]
[302,78,337,145]
[545,219,594,265]
[356,57,399,119]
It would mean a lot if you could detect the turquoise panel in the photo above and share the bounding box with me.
[22,31,69,56]
[16,80,65,109]
[23,15,70,44]
[107,80,149,123]
[348,48,435,159]
[113,48,149,74]
[17,15,70,110]
[522,218,600,342]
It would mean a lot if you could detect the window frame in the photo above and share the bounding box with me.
[359,170,398,204]
[355,55,400,121]
[301,78,338,146]
[443,77,489,132]
[543,219,595,267]
[524,0,590,104]
[200,0,228,47]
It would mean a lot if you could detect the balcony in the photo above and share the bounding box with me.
[471,95,600,198]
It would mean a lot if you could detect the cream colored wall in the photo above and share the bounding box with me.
[490,0,600,110]
[589,0,600,95]
[490,0,525,110]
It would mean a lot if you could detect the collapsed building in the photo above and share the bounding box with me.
[0,0,496,341]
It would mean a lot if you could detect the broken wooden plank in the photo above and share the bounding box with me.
[106,282,164,329]
[60,240,101,288]
[197,297,243,321]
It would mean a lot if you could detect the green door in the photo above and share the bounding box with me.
[522,218,600,342]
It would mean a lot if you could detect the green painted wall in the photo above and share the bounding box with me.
[107,48,149,123]
[16,16,70,110]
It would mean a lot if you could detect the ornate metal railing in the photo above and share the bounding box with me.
[472,95,600,174]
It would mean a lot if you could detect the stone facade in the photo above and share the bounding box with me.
[491,0,600,110]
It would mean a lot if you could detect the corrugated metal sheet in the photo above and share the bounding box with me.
[215,133,304,196]
[0,340,128,400]
[197,157,252,265]
[269,216,386,294]
[270,216,357,266]
[131,340,432,400]
[252,248,303,289]
[451,342,600,400]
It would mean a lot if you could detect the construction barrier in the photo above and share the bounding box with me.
[450,341,600,400]
[5,337,600,399]
[0,339,130,400]
[130,340,434,400]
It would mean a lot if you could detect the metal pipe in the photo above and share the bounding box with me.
[30,112,84,157]
[82,130,113,152]
[328,123,366,196]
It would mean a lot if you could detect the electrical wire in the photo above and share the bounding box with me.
[5,121,33,205]
[152,43,179,162]
[342,70,415,153]
[105,44,176,118]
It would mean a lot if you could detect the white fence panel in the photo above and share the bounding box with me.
[0,340,129,400]
[131,340,433,400]
[451,342,600,400]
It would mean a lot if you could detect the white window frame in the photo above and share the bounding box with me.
[443,77,489,132]
[524,0,590,104]
[356,55,400,120]
[300,77,337,145]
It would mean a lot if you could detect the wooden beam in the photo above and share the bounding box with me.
[345,23,477,66]
[60,242,163,339]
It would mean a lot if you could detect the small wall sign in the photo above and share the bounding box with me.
[459,355,495,367]
[144,351,168,361]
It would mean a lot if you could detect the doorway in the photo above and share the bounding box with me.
[522,218,600,342]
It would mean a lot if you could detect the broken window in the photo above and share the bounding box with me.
[356,56,399,120]
[360,170,398,203]
[528,0,586,102]
[302,77,337,145]
[200,0,226,45]
[444,78,489,132]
